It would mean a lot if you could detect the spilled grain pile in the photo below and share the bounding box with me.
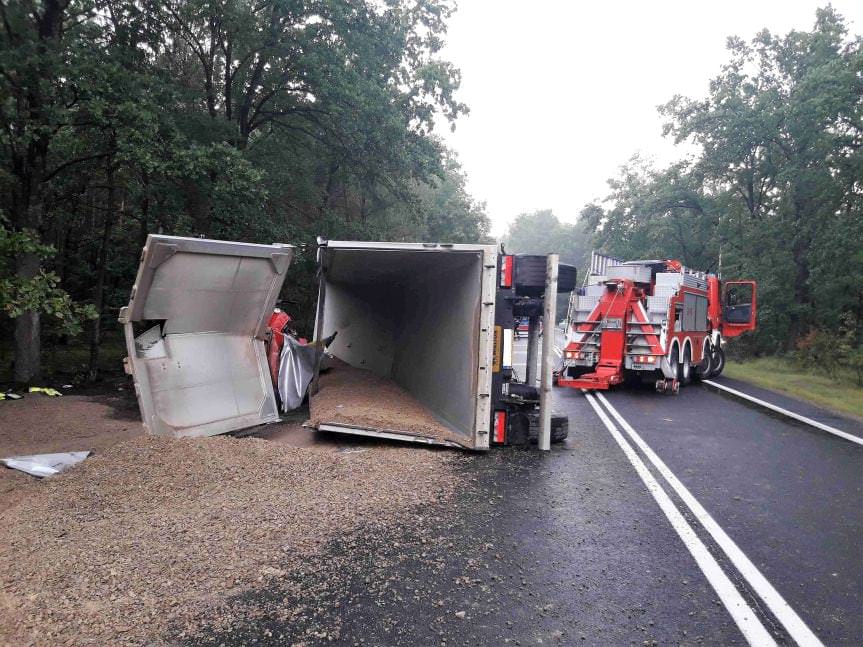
[309,362,471,448]
[0,435,459,645]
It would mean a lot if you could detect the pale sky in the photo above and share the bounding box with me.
[439,0,863,236]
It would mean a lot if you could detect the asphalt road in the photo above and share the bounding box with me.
[195,331,862,646]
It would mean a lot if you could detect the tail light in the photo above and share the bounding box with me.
[500,255,514,288]
[493,410,506,444]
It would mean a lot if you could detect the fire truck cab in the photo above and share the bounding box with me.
[557,253,756,394]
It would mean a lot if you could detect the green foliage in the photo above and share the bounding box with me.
[0,219,96,335]
[0,0,485,380]
[584,7,863,357]
[503,209,592,270]
[795,314,863,385]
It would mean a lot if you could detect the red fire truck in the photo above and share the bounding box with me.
[557,253,756,394]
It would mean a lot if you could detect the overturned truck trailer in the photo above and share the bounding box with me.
[312,241,497,449]
[119,236,294,438]
[121,235,575,449]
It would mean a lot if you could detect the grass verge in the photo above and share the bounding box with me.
[724,357,863,420]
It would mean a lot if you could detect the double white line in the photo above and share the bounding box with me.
[585,391,823,647]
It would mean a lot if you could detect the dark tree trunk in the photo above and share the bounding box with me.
[9,0,69,383]
[88,172,117,380]
[13,252,42,384]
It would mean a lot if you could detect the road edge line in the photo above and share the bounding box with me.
[595,392,824,647]
[583,393,776,647]
[702,379,862,447]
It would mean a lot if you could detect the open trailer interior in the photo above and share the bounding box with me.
[312,241,498,450]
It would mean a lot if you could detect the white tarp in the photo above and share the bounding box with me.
[277,336,320,412]
[2,451,91,478]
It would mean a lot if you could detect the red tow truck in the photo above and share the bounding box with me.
[556,253,756,394]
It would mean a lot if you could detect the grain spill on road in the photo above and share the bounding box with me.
[0,434,463,645]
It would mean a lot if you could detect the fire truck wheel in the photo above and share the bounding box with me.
[708,348,726,377]
[680,346,692,385]
[670,379,681,395]
[669,346,682,381]
[692,350,713,381]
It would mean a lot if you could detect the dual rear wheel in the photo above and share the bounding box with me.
[693,345,725,380]
[668,343,724,389]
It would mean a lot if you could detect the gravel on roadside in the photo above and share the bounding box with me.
[0,433,461,645]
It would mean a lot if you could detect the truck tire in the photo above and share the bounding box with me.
[512,299,543,318]
[669,345,681,381]
[708,347,725,378]
[507,382,539,401]
[528,413,569,443]
[692,348,712,381]
[558,264,578,293]
[514,255,578,297]
[507,412,531,445]
[680,346,692,385]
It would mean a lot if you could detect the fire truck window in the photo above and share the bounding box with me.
[724,284,753,324]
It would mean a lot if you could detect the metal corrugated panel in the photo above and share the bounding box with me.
[589,251,623,275]
[607,264,652,283]
[577,295,600,313]
[683,273,708,290]
[584,284,607,297]
[653,286,678,300]
[655,273,683,288]
[647,296,670,313]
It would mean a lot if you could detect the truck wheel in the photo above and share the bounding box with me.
[512,299,543,317]
[507,382,540,401]
[528,413,569,443]
[557,264,578,293]
[680,346,692,385]
[708,348,725,378]
[551,415,569,443]
[514,255,578,297]
[508,412,531,445]
[669,346,681,381]
[692,347,712,381]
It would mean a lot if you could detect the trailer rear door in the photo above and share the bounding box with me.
[120,235,294,438]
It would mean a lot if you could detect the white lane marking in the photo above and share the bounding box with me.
[553,347,562,357]
[595,392,824,647]
[583,393,776,646]
[703,380,863,447]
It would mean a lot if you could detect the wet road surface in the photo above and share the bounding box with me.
[193,334,862,646]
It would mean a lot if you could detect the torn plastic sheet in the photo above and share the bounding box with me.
[1,451,91,478]
[277,336,321,412]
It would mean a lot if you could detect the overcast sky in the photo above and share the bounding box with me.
[439,1,863,236]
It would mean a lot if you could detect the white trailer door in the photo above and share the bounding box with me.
[120,235,293,438]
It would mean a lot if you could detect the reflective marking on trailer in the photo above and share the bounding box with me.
[594,392,824,647]
[703,380,863,447]
[583,392,777,647]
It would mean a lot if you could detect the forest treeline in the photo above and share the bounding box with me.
[507,8,863,381]
[0,0,489,382]
[4,4,862,385]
